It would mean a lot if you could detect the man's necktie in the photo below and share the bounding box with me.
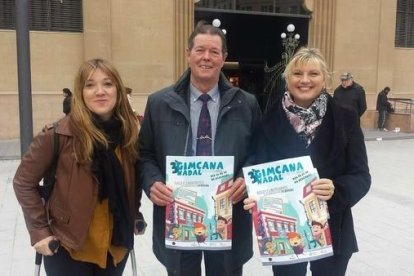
[196,94,212,156]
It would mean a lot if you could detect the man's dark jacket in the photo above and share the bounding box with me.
[333,82,367,117]
[138,69,262,271]
[253,95,371,256]
[376,90,389,112]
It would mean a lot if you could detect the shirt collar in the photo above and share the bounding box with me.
[190,83,219,103]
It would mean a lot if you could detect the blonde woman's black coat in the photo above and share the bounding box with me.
[254,94,371,256]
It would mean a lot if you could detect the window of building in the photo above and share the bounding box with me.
[283,223,289,232]
[220,198,226,209]
[267,220,275,231]
[318,199,327,210]
[276,221,283,236]
[196,0,308,15]
[395,0,414,47]
[186,212,192,224]
[309,200,317,214]
[0,0,83,32]
[261,5,274,12]
[178,209,184,219]
[290,6,299,14]
[0,1,14,29]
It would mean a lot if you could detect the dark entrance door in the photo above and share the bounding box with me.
[195,9,309,110]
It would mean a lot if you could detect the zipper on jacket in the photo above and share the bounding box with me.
[183,125,190,156]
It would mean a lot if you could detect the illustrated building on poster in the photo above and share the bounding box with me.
[165,156,234,250]
[243,156,334,265]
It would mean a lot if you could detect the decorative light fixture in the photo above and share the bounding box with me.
[280,24,300,60]
[263,24,302,111]
[212,18,227,35]
[212,18,221,28]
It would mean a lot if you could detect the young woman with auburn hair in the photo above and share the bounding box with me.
[14,58,145,275]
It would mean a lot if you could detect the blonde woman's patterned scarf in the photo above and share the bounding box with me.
[282,91,328,147]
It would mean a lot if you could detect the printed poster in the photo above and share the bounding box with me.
[165,156,234,250]
[243,156,333,265]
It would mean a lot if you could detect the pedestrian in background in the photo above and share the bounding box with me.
[125,87,135,113]
[138,20,262,276]
[62,88,72,115]
[333,72,367,117]
[244,48,371,276]
[125,87,144,124]
[14,58,145,275]
[376,86,392,131]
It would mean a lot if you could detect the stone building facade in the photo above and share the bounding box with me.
[0,0,413,138]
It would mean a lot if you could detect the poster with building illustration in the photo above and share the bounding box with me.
[165,156,234,250]
[243,156,333,265]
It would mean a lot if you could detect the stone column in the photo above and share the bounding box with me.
[82,0,112,61]
[173,0,194,80]
[304,0,337,72]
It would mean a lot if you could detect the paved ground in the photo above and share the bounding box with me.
[1,129,414,275]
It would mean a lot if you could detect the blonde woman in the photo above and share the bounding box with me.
[244,48,371,276]
[14,58,144,275]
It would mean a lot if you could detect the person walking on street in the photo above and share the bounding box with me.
[244,48,371,276]
[138,21,262,276]
[376,86,392,131]
[333,72,367,117]
[14,58,145,276]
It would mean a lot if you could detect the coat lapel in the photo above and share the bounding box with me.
[309,97,347,169]
[163,90,190,122]
[262,102,308,158]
